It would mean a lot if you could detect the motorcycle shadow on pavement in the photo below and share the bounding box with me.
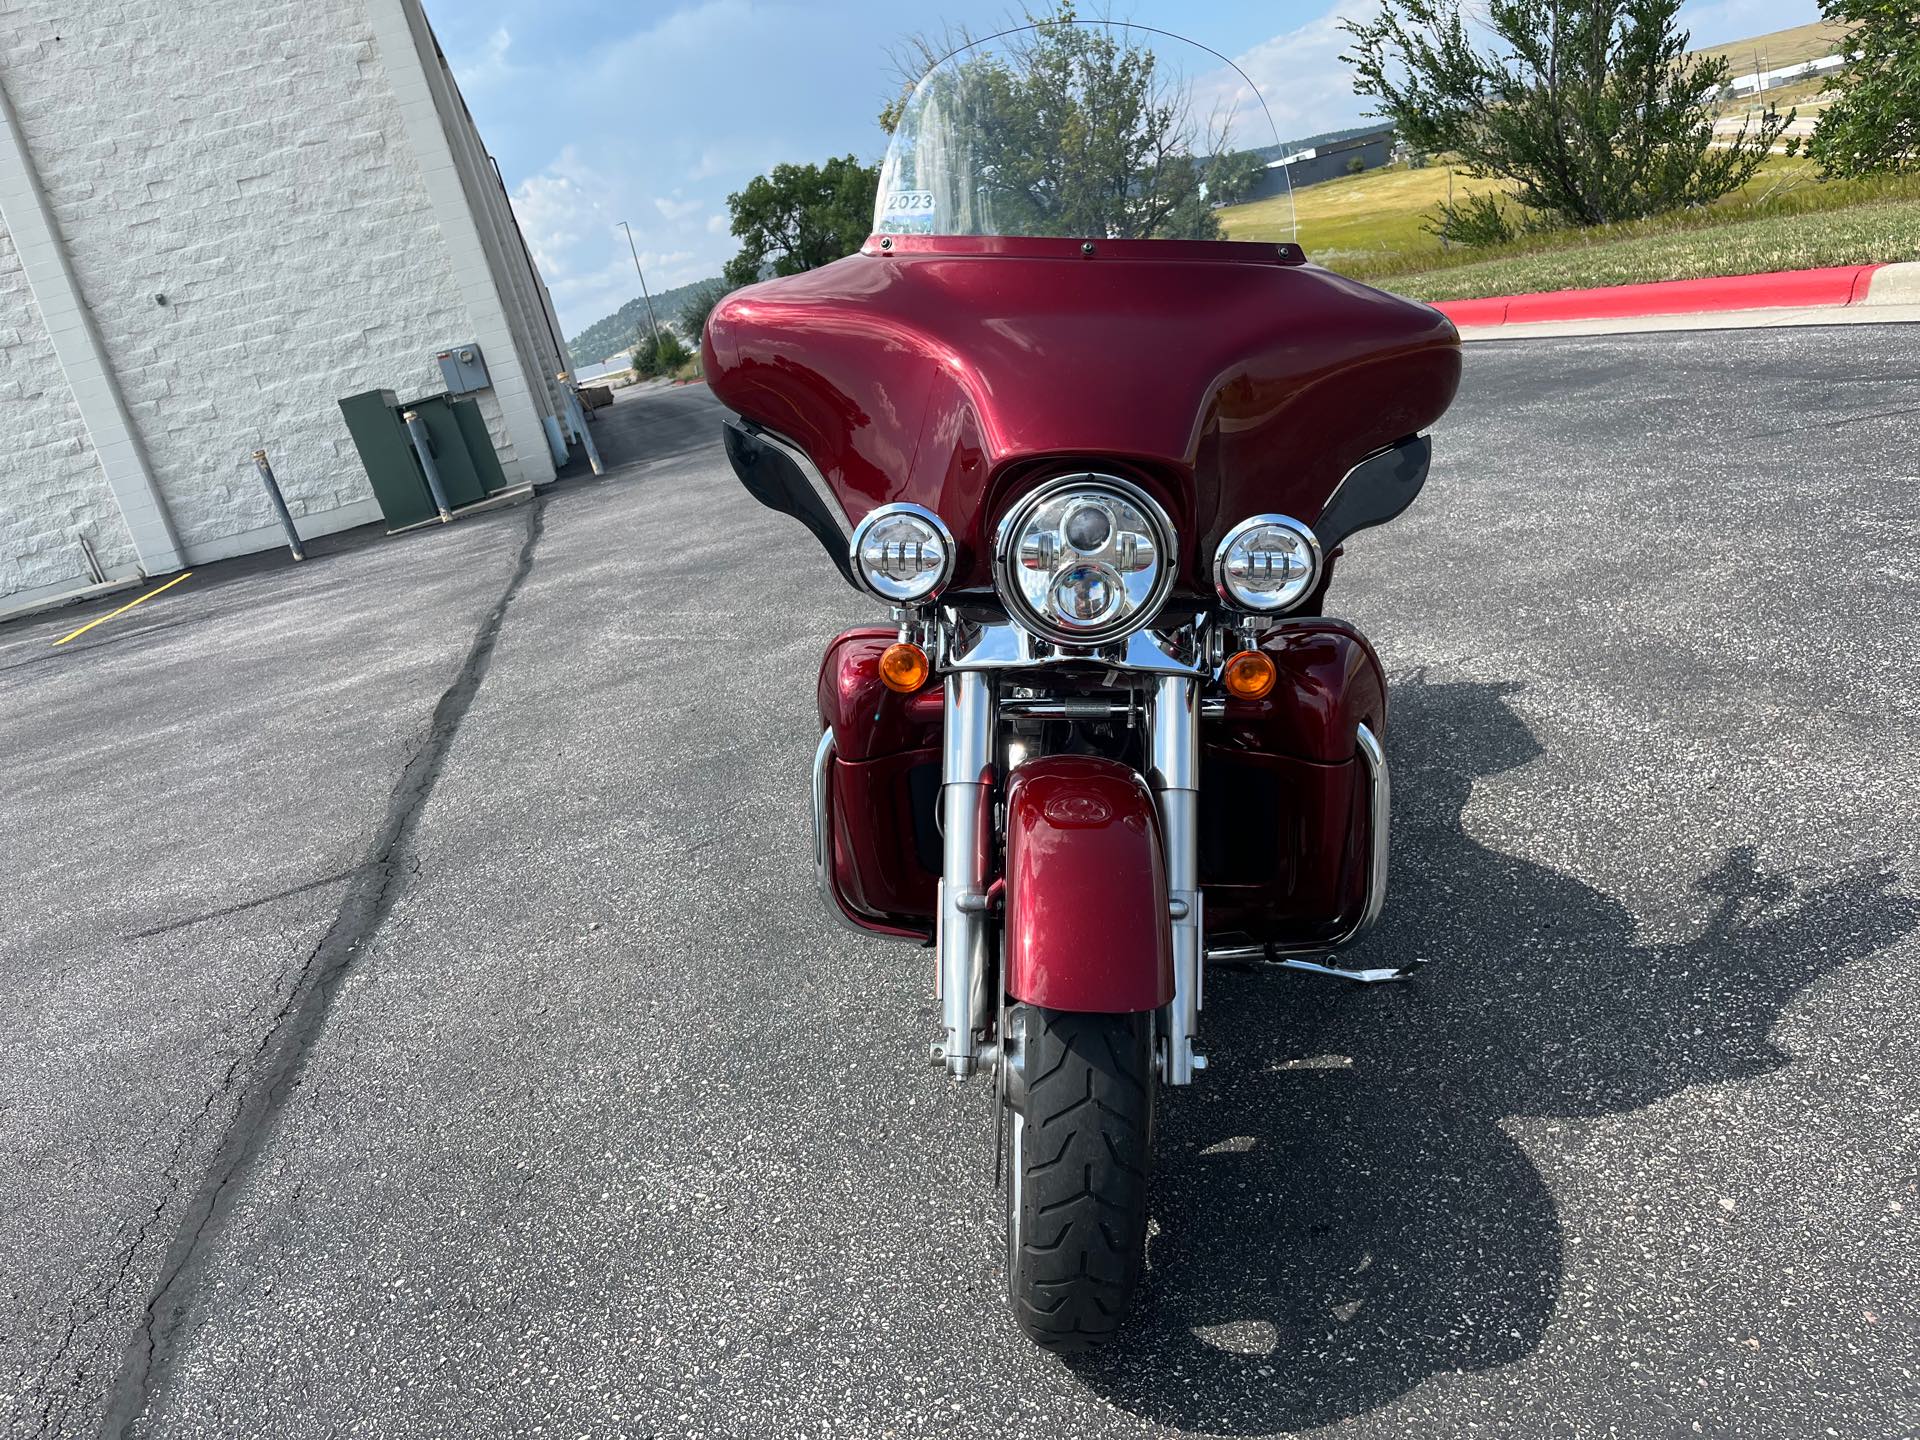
[1066,676,1919,1433]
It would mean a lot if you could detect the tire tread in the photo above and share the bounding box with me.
[1007,1007,1153,1349]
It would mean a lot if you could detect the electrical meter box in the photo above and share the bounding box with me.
[436,344,490,395]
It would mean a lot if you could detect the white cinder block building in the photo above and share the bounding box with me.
[0,0,570,611]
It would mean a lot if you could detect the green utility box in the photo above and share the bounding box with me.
[339,389,512,531]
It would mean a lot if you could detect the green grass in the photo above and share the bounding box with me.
[1212,19,1904,301]
[1223,163,1467,273]
[1221,159,1920,300]
[1388,195,1920,302]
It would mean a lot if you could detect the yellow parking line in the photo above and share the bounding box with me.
[54,572,195,647]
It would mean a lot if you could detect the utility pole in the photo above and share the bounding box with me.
[618,221,663,351]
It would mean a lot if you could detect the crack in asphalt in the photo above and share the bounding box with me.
[35,499,550,1440]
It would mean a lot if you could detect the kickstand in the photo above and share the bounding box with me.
[1267,956,1427,985]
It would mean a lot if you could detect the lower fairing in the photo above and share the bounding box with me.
[812,620,1386,950]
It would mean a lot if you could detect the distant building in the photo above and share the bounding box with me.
[1725,51,1845,96]
[1243,125,1397,201]
[0,0,570,612]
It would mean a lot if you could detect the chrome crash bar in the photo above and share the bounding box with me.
[1205,722,1403,978]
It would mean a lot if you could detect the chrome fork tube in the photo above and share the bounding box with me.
[1148,675,1204,1085]
[938,671,994,1078]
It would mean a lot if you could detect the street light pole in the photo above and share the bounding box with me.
[618,221,663,348]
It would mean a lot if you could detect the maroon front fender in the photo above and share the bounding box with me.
[1003,757,1173,1013]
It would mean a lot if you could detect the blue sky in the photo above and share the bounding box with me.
[424,0,1821,340]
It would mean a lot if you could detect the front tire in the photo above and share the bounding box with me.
[1004,1006,1155,1349]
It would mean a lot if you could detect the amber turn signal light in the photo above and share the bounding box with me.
[879,642,932,694]
[1222,649,1278,701]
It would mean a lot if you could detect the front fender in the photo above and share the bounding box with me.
[1003,757,1173,1013]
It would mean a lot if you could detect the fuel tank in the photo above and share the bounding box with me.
[705,234,1460,594]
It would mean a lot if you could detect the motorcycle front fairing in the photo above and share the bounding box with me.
[705,235,1460,595]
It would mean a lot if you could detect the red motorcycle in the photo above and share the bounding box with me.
[704,23,1460,1347]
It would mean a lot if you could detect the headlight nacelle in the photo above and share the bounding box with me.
[995,476,1177,645]
[1214,515,1322,614]
[850,503,956,605]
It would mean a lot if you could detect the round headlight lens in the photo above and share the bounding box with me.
[1214,515,1322,613]
[849,504,955,604]
[996,478,1176,644]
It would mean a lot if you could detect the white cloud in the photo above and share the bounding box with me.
[510,148,613,279]
[1222,2,1383,143]
[654,194,704,221]
[449,27,515,91]
[706,212,731,235]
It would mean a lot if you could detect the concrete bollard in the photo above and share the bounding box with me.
[401,410,454,522]
[251,450,307,560]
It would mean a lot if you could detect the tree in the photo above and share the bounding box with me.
[1205,150,1266,207]
[1341,0,1791,229]
[1346,155,1369,176]
[630,326,691,379]
[1803,0,1920,177]
[879,4,1228,241]
[678,280,733,341]
[722,155,878,288]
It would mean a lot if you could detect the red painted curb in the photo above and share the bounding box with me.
[1432,263,1886,327]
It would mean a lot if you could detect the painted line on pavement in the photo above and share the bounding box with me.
[54,572,194,647]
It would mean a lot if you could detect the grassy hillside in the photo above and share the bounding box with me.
[566,277,721,369]
[1222,164,1473,273]
[1211,2,1911,308]
[1222,157,1920,299]
[1390,192,1920,302]
[1692,19,1852,73]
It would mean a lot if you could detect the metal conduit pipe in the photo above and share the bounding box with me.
[401,410,454,522]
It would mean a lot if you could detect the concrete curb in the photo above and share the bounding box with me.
[1433,261,1920,330]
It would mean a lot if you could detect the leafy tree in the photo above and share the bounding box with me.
[721,155,878,288]
[1803,0,1920,177]
[880,4,1228,240]
[678,280,733,341]
[1342,0,1791,228]
[630,326,691,378]
[1205,150,1266,206]
[1346,155,1369,176]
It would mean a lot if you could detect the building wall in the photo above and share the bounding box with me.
[0,220,133,595]
[0,0,563,604]
[1245,129,1397,202]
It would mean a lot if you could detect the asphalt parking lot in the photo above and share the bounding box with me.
[4,326,1918,1440]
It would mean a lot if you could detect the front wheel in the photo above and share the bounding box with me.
[1004,1006,1155,1349]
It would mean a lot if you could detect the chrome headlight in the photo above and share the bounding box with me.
[1214,515,1321,613]
[994,475,1176,645]
[849,503,955,604]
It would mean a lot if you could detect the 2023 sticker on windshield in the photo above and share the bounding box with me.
[879,190,937,234]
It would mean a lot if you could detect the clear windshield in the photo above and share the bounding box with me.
[875,21,1290,244]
